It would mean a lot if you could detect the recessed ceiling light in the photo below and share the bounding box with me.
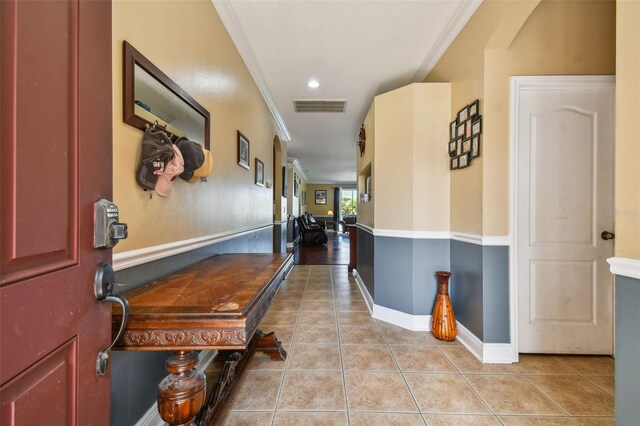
[307,79,320,88]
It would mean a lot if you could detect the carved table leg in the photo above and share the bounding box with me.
[254,329,287,360]
[158,350,206,426]
[194,331,286,425]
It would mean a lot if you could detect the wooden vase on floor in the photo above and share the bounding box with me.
[431,271,457,341]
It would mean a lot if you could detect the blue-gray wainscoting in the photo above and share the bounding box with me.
[450,240,483,339]
[110,226,273,426]
[273,221,287,253]
[443,240,510,343]
[375,237,450,315]
[356,227,374,298]
[615,275,640,425]
[356,228,509,344]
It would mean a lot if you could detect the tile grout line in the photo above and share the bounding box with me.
[270,265,310,425]
[518,374,577,418]
[377,320,428,425]
[434,341,501,422]
[332,265,351,426]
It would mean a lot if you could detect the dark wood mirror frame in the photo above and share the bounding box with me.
[123,41,210,150]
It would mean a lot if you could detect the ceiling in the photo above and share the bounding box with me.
[213,0,480,184]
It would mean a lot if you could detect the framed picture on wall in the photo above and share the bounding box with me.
[458,153,470,169]
[282,166,288,198]
[294,174,299,197]
[462,138,471,154]
[457,106,468,123]
[450,157,458,170]
[237,130,250,169]
[448,141,456,156]
[471,117,482,136]
[450,121,457,141]
[315,189,327,205]
[471,135,481,158]
[468,99,479,118]
[255,158,264,186]
[301,191,306,206]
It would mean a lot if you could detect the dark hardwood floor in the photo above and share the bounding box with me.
[293,231,350,265]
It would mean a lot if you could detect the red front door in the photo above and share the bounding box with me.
[1,0,113,424]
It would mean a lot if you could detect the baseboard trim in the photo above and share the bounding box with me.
[286,236,300,249]
[134,350,217,426]
[483,343,514,364]
[455,322,484,362]
[455,322,513,364]
[352,269,373,315]
[353,269,431,331]
[373,305,431,331]
[113,224,273,271]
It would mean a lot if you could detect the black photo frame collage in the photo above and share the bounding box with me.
[449,99,482,170]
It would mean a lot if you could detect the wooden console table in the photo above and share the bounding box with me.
[112,253,294,425]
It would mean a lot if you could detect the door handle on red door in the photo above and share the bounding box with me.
[94,262,129,376]
[601,231,615,240]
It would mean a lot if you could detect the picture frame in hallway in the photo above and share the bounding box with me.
[468,99,480,118]
[471,117,482,136]
[462,138,471,154]
[315,189,327,205]
[449,140,456,156]
[450,120,456,141]
[458,153,470,169]
[294,174,299,197]
[457,105,468,123]
[450,157,458,170]
[282,166,288,198]
[255,158,264,186]
[237,130,250,169]
[471,135,481,158]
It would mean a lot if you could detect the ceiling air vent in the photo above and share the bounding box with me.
[293,99,347,113]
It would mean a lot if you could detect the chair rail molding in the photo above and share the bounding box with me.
[356,224,510,245]
[113,223,273,271]
[607,257,640,280]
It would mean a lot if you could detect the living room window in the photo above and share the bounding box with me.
[341,188,357,217]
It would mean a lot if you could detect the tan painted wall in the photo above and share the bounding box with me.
[112,0,283,253]
[425,1,508,235]
[274,137,288,222]
[306,184,336,217]
[286,161,306,217]
[374,86,414,230]
[412,84,451,232]
[357,103,375,227]
[615,0,640,260]
[365,83,450,231]
[425,0,615,236]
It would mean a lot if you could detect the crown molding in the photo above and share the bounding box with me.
[286,157,308,183]
[212,1,291,142]
[412,0,482,82]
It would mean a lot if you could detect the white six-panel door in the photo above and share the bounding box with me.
[514,76,614,354]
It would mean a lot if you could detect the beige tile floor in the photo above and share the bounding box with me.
[224,265,615,426]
